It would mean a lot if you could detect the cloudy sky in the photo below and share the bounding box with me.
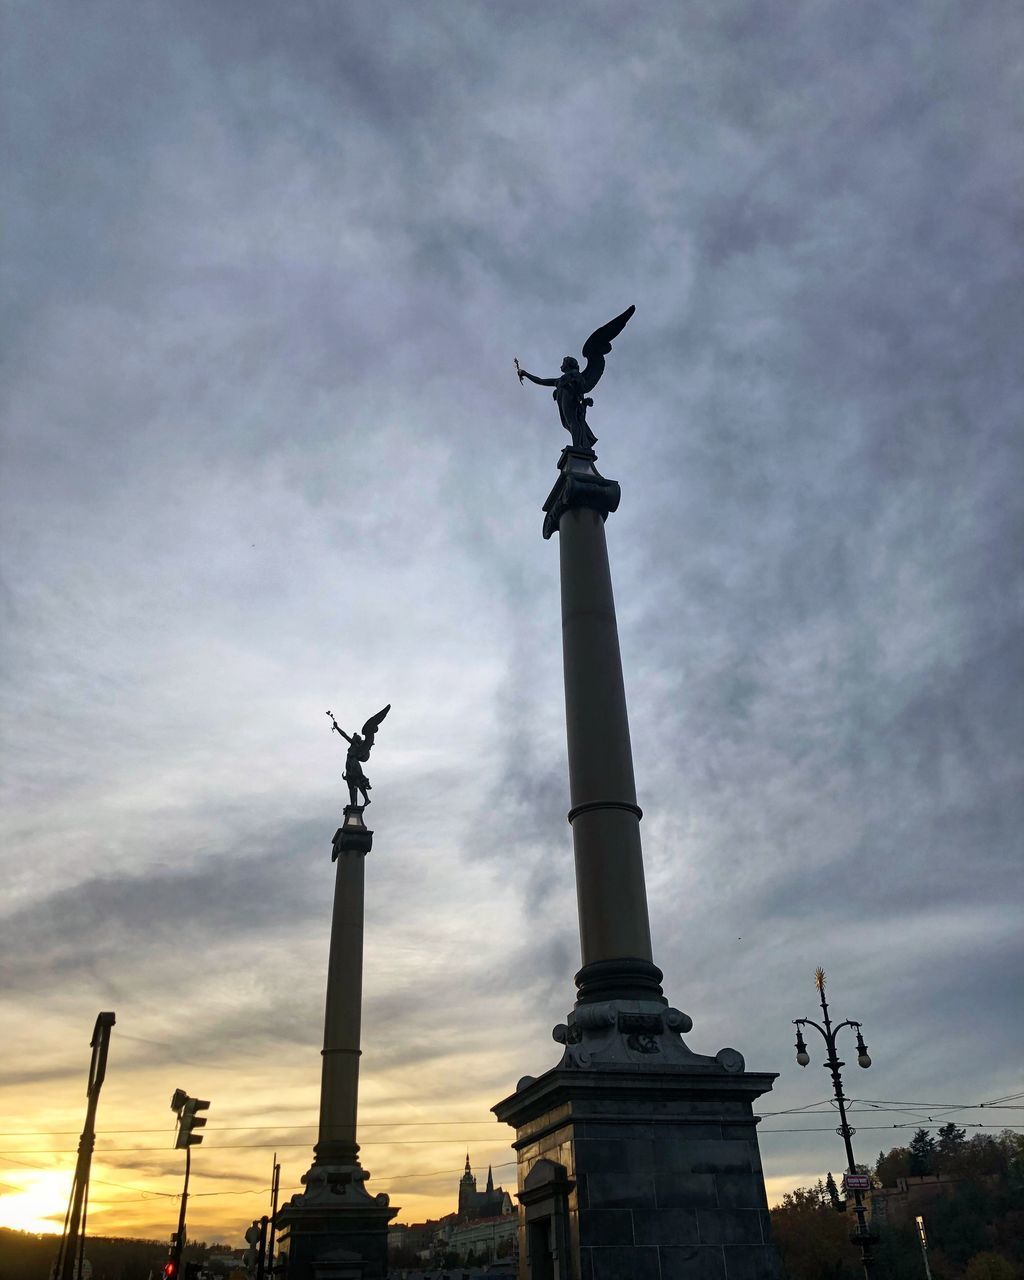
[2,0,1022,1249]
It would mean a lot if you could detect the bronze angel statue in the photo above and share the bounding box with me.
[327,705,390,808]
[516,305,635,451]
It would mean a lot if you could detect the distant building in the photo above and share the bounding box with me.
[388,1155,517,1268]
[868,1173,995,1227]
[457,1153,514,1221]
[445,1210,518,1264]
[443,1155,516,1263]
[387,1220,437,1261]
[203,1253,247,1279]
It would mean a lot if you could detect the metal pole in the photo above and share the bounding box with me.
[255,1214,268,1280]
[171,1144,191,1272]
[816,982,873,1279]
[55,1012,115,1280]
[794,974,878,1280]
[265,1156,280,1275]
[916,1216,933,1280]
[74,1169,90,1280]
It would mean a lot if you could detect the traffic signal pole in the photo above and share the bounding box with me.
[244,1216,268,1279]
[54,1012,116,1280]
[266,1156,280,1273]
[167,1091,209,1277]
[257,1215,268,1280]
[169,1144,191,1274]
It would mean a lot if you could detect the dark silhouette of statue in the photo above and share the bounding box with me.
[327,705,390,807]
[516,305,635,451]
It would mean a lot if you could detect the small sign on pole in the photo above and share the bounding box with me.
[842,1173,871,1192]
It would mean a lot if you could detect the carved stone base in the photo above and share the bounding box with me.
[543,448,621,540]
[493,1008,780,1279]
[273,1161,396,1280]
[332,807,373,860]
[547,987,748,1075]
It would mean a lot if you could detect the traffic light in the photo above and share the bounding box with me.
[174,1096,210,1149]
[162,1261,178,1279]
[243,1217,267,1276]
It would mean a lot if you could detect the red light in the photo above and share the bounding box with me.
[162,1264,177,1278]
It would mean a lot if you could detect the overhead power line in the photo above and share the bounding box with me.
[758,1123,1024,1135]
[1,1090,1020,1213]
[1,1095,1020,1138]
[3,1119,1023,1211]
[2,1123,1022,1157]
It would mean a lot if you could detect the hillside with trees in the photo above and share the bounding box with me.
[0,1230,236,1280]
[770,1128,1024,1279]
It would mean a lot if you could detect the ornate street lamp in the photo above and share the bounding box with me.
[792,968,878,1279]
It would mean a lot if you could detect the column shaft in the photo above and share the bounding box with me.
[559,506,654,971]
[316,847,364,1164]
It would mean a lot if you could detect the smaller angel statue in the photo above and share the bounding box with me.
[515,305,635,451]
[327,705,391,807]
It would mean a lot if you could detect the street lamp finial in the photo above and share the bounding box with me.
[814,967,826,992]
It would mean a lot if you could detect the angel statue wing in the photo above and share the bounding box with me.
[580,304,635,394]
[361,704,391,751]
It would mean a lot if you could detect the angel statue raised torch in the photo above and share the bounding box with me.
[326,705,391,808]
[515,305,635,452]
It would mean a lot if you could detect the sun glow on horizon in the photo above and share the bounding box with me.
[0,1169,72,1235]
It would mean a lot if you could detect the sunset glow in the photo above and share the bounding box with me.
[0,1169,71,1236]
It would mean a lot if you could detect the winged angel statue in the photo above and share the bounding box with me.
[327,704,390,808]
[516,305,635,451]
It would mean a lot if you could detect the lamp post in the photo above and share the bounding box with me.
[792,968,877,1280]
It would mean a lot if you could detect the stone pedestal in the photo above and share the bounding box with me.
[494,447,779,1279]
[494,1017,779,1280]
[274,1164,395,1280]
[274,807,396,1278]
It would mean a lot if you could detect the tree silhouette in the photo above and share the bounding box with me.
[937,1121,969,1170]
[909,1127,937,1176]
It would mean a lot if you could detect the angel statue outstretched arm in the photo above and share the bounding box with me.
[326,704,391,808]
[515,305,635,452]
[515,362,559,389]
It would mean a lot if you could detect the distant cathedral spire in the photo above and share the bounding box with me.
[457,1153,511,1224]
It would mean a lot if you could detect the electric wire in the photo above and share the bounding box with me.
[2,1096,1020,1138]
[2,1093,1020,1214]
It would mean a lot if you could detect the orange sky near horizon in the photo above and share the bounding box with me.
[0,1028,816,1248]
[0,1049,524,1245]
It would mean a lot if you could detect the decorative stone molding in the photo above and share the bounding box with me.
[574,956,666,1004]
[566,798,643,823]
[551,997,745,1073]
[542,447,621,540]
[332,806,373,860]
[279,1161,391,1211]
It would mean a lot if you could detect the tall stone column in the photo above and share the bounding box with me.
[274,806,396,1280]
[495,447,781,1280]
[549,450,660,1000]
[315,810,368,1166]
[557,472,659,1002]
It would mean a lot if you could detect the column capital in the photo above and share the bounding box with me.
[332,806,373,859]
[543,448,621,540]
